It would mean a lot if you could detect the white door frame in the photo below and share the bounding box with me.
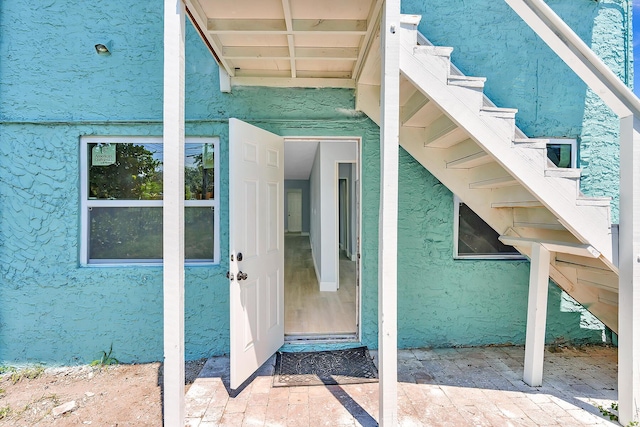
[338,176,349,256]
[284,137,362,340]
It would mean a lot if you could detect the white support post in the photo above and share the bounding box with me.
[618,115,640,425]
[219,67,231,93]
[378,0,400,425]
[503,0,640,420]
[523,242,550,387]
[163,0,186,426]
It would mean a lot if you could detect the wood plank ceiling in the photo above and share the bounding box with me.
[185,0,383,87]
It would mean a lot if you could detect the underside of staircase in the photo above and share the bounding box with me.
[356,15,619,332]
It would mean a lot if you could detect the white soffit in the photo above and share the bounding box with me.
[284,140,318,179]
[185,0,383,88]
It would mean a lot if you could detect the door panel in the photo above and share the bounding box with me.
[229,118,284,390]
[287,190,302,233]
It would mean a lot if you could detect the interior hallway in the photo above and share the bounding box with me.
[284,234,357,336]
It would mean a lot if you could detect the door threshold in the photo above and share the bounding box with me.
[284,333,358,345]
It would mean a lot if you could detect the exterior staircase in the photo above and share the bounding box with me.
[356,15,619,332]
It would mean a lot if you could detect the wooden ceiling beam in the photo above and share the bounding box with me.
[281,0,296,78]
[207,18,367,34]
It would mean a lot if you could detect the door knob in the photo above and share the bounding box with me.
[237,271,248,281]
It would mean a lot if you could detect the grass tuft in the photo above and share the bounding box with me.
[0,405,10,420]
[90,344,119,367]
[10,365,45,384]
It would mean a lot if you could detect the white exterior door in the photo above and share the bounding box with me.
[287,190,302,233]
[229,118,284,390]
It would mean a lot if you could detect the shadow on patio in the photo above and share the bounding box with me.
[185,346,618,426]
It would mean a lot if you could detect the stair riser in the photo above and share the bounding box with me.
[446,85,484,113]
[413,48,451,83]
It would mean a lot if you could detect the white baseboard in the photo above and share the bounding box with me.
[285,230,309,236]
[320,281,338,292]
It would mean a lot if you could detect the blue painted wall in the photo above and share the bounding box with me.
[0,0,626,364]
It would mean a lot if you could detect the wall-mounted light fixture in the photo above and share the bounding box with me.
[94,43,111,55]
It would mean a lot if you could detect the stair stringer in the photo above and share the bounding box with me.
[398,43,613,266]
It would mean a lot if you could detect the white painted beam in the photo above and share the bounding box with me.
[353,0,384,81]
[219,67,231,93]
[379,0,400,425]
[499,235,600,258]
[163,0,186,426]
[232,77,355,89]
[356,83,381,125]
[523,242,551,386]
[280,0,296,78]
[207,18,368,34]
[618,115,640,424]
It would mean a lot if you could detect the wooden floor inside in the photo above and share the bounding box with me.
[284,234,357,336]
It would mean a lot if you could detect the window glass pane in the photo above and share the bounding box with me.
[89,207,163,260]
[547,144,572,168]
[185,143,215,200]
[88,143,164,200]
[458,203,520,256]
[89,207,214,261]
[185,207,214,259]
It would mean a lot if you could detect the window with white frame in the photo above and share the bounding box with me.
[453,195,524,259]
[80,136,220,265]
[546,138,577,168]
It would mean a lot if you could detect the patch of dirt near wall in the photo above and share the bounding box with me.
[0,360,205,426]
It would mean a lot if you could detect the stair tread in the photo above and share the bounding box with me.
[469,176,518,189]
[513,138,549,149]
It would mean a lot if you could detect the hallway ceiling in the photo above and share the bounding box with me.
[284,140,318,180]
[185,0,383,87]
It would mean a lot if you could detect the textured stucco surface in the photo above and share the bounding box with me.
[0,0,626,364]
[403,0,630,222]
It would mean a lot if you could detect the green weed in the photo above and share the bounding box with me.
[0,366,15,376]
[0,405,10,420]
[596,402,640,426]
[90,344,119,367]
[10,365,44,384]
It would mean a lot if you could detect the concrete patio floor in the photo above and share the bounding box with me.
[184,346,618,426]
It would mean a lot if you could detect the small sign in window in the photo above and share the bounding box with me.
[91,144,116,166]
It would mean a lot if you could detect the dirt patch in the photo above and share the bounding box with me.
[0,360,205,426]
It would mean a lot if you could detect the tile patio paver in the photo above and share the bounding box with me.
[185,346,618,426]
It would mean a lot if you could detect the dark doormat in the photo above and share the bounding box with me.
[273,347,379,387]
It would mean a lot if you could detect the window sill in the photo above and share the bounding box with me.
[80,261,220,268]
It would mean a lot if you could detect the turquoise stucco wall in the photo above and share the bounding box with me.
[403,0,630,222]
[0,0,627,364]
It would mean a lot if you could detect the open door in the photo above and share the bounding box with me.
[229,118,284,389]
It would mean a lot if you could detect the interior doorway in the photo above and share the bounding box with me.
[287,189,302,233]
[283,138,360,341]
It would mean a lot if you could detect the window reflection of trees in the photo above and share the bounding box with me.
[89,143,163,200]
[86,142,215,261]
